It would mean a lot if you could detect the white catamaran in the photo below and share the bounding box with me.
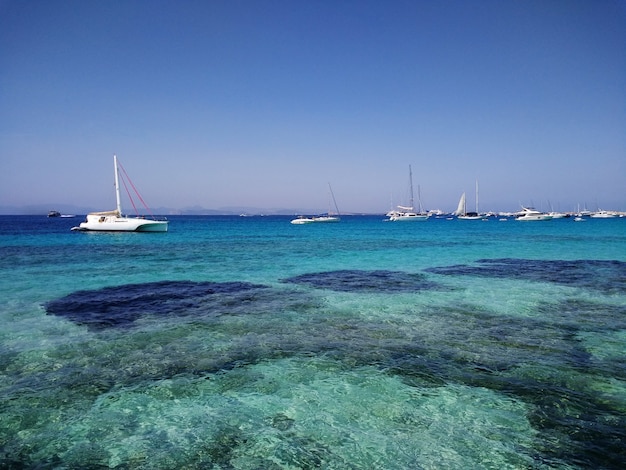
[72,155,168,232]
[387,165,429,221]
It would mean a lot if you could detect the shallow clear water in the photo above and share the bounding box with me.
[1,215,625,468]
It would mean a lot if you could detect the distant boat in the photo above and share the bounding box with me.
[72,155,168,232]
[49,211,76,218]
[291,183,341,225]
[455,180,482,220]
[590,210,617,219]
[515,207,553,221]
[387,165,429,221]
[547,201,568,219]
[291,215,339,224]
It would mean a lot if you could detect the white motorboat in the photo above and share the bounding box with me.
[590,210,617,218]
[387,165,429,221]
[72,155,168,232]
[515,207,553,221]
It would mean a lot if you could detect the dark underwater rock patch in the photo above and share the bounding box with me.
[31,273,626,468]
[426,258,626,293]
[281,269,443,293]
[44,280,269,329]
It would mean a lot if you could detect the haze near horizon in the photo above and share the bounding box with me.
[1,0,624,215]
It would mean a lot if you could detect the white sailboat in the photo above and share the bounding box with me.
[72,155,168,232]
[456,180,482,219]
[387,165,429,221]
[291,183,341,224]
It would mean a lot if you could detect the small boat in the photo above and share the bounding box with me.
[290,184,341,225]
[72,155,168,232]
[515,207,553,221]
[387,165,429,221]
[47,210,61,218]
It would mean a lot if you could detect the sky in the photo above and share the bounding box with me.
[1,0,625,214]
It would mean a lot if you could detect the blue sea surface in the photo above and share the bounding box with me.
[1,215,625,468]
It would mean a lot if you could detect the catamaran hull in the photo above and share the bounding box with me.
[73,214,168,232]
[73,223,168,232]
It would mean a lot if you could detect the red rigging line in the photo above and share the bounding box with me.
[117,159,156,218]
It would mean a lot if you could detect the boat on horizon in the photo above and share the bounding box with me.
[291,183,341,225]
[290,215,340,224]
[515,207,553,221]
[72,155,168,232]
[454,180,483,220]
[387,165,429,221]
[590,209,617,218]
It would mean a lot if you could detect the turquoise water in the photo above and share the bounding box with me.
[1,215,625,469]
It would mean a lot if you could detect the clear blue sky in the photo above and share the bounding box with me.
[1,0,625,214]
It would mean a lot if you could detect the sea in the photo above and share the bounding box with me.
[1,214,625,469]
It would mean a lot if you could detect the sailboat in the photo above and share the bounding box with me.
[387,165,429,221]
[456,180,482,220]
[72,155,168,232]
[291,183,341,224]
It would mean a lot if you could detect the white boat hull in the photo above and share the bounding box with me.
[590,211,617,218]
[73,213,168,232]
[389,213,429,221]
[516,215,553,221]
[291,216,340,224]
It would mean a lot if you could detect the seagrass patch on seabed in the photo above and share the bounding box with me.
[281,269,445,293]
[425,258,626,293]
[44,280,272,329]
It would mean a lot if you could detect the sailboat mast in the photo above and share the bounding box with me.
[408,165,414,210]
[417,184,423,213]
[475,179,479,214]
[328,183,340,215]
[114,154,122,215]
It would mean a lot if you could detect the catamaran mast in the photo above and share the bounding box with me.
[114,154,122,215]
